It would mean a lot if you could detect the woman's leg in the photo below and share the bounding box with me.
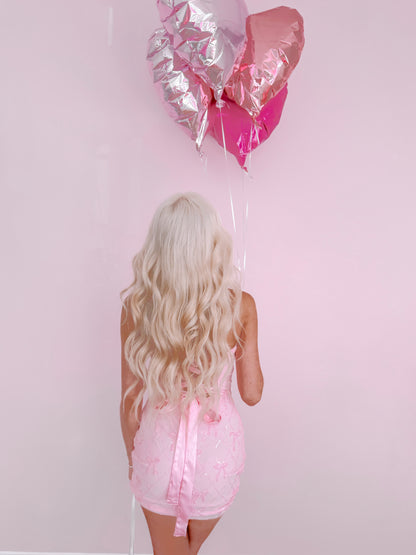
[141,506,190,555]
[187,516,222,555]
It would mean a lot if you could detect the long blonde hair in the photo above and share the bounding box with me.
[120,192,242,423]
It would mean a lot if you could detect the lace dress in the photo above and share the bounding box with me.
[129,346,246,536]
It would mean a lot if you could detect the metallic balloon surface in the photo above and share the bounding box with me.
[225,7,304,118]
[147,27,212,150]
[208,84,288,169]
[157,0,249,103]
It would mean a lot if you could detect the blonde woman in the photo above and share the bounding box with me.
[120,193,263,555]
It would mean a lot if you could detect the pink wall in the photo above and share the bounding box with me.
[1,1,415,554]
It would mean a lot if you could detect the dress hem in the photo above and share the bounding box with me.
[130,487,239,521]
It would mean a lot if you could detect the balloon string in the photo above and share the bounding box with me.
[107,6,113,47]
[219,106,242,274]
[219,107,237,234]
[198,147,208,172]
[129,493,136,555]
[241,170,248,288]
[239,124,255,288]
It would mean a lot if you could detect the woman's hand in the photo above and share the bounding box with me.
[128,464,133,480]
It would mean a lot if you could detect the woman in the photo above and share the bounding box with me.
[119,192,263,555]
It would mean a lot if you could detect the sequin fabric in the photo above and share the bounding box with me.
[129,346,245,536]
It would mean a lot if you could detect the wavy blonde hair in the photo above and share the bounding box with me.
[120,192,242,423]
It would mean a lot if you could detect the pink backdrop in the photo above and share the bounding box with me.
[1,1,416,554]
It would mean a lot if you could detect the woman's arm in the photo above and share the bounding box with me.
[235,291,264,406]
[120,304,143,474]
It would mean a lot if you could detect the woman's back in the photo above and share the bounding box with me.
[128,291,263,536]
[120,193,263,548]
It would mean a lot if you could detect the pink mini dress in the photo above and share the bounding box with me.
[129,345,245,537]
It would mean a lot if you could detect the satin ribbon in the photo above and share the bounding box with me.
[167,397,201,537]
[164,347,236,536]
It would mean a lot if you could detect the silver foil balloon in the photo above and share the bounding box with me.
[157,0,248,104]
[147,28,212,150]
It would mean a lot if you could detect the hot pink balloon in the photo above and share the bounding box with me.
[147,28,212,150]
[225,7,304,118]
[208,84,288,169]
[157,0,249,104]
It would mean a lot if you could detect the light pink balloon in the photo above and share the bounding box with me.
[147,28,212,150]
[208,84,288,169]
[157,0,249,103]
[225,7,305,118]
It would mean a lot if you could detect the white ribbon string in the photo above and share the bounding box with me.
[219,106,242,276]
[107,6,113,47]
[241,169,248,288]
[219,108,237,233]
[238,124,255,288]
[129,493,136,555]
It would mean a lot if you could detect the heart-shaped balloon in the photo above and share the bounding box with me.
[157,0,249,104]
[147,28,212,150]
[208,84,288,169]
[225,7,304,118]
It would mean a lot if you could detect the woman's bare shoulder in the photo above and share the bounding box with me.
[240,290,257,323]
